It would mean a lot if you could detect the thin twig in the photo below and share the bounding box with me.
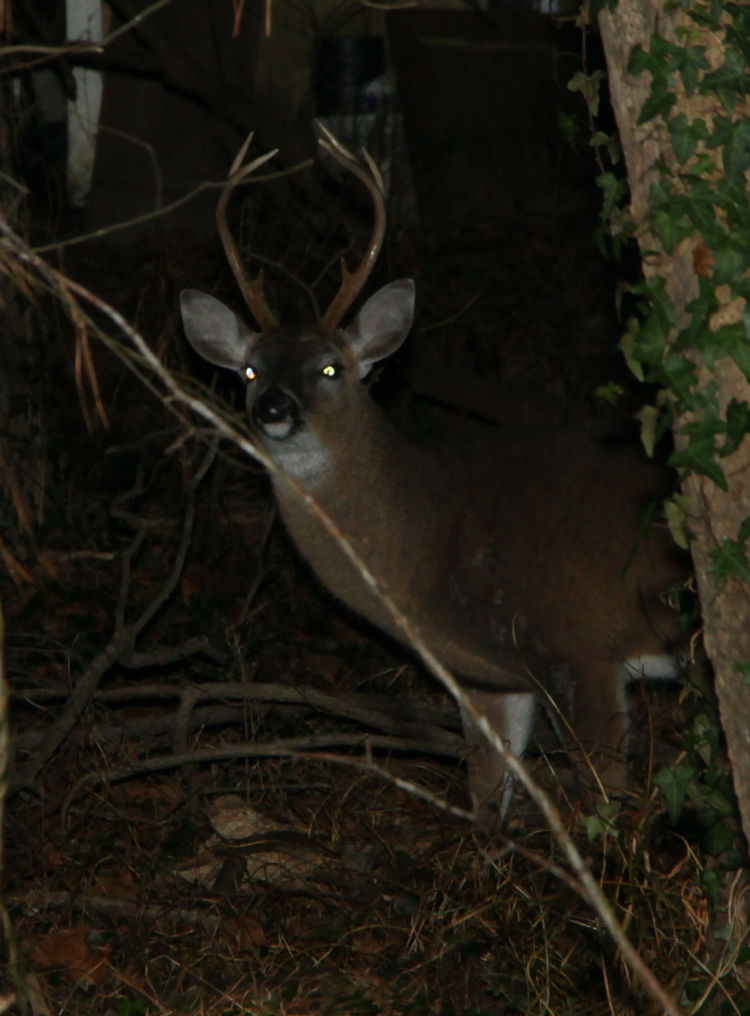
[31,160,314,255]
[60,732,460,823]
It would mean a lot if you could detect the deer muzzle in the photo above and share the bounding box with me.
[252,387,302,440]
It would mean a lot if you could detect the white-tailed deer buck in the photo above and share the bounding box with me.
[180,129,686,824]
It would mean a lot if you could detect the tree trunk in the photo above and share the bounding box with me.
[598,0,750,849]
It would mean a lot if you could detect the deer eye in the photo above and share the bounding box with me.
[245,365,258,382]
[321,363,341,379]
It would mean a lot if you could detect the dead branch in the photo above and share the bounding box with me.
[12,680,462,755]
[9,444,216,794]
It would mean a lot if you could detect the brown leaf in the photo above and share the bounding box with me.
[225,914,268,950]
[30,926,110,987]
[693,242,713,278]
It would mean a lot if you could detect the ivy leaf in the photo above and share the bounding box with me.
[639,86,676,125]
[665,495,689,550]
[651,207,692,253]
[594,380,625,405]
[596,171,627,222]
[678,45,709,95]
[703,818,735,856]
[701,48,747,113]
[620,320,644,382]
[709,529,750,585]
[712,240,746,285]
[714,321,750,381]
[725,9,750,63]
[708,117,750,190]
[627,43,654,77]
[722,399,750,454]
[654,764,697,825]
[636,404,659,457]
[689,0,724,30]
[567,69,607,117]
[582,800,622,841]
[671,425,728,490]
[682,177,718,233]
[681,279,718,352]
[668,114,708,164]
[649,33,684,68]
[722,119,750,189]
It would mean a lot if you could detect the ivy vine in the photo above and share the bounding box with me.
[579,0,750,528]
[572,0,750,859]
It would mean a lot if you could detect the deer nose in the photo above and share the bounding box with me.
[253,387,301,436]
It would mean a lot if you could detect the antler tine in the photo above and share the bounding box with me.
[216,135,280,333]
[317,122,386,330]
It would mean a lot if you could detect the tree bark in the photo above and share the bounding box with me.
[598,0,750,849]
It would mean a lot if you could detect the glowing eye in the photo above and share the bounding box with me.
[245,365,258,382]
[321,364,339,378]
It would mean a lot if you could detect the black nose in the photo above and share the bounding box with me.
[253,387,301,428]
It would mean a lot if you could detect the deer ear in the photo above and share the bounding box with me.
[349,279,415,376]
[179,290,256,371]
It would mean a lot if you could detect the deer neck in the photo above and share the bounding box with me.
[267,399,441,632]
[271,396,424,517]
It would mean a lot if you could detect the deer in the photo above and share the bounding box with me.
[179,128,687,825]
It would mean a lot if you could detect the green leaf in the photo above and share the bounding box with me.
[670,431,728,490]
[700,47,748,113]
[679,45,709,95]
[703,818,735,856]
[709,531,750,585]
[712,241,745,285]
[639,87,676,125]
[627,43,653,77]
[654,764,697,825]
[726,8,750,63]
[567,69,606,117]
[714,321,750,381]
[594,380,624,405]
[665,495,690,550]
[582,799,622,841]
[668,114,708,164]
[649,32,685,68]
[620,321,644,382]
[596,171,627,222]
[590,129,621,164]
[682,177,719,232]
[661,348,698,402]
[722,119,750,189]
[651,207,693,253]
[723,399,750,454]
[636,404,659,457]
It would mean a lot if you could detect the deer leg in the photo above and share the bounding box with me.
[555,662,631,797]
[460,689,536,826]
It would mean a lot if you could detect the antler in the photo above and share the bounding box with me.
[317,122,386,330]
[217,133,280,332]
